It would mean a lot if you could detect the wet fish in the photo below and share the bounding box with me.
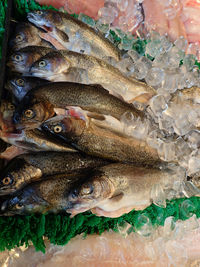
[30,50,156,103]
[5,74,49,101]
[0,173,86,215]
[27,10,121,62]
[0,151,108,195]
[42,115,161,166]
[9,22,53,50]
[13,82,143,129]
[7,46,53,73]
[66,163,173,217]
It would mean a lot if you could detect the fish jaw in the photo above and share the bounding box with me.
[27,12,54,32]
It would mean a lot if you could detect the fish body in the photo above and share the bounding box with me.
[5,74,49,101]
[0,151,108,195]
[7,46,53,73]
[66,163,172,217]
[30,50,156,103]
[27,10,121,62]
[9,22,53,50]
[42,116,161,166]
[13,82,143,129]
[0,173,86,215]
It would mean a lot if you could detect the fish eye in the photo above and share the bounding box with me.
[38,60,46,68]
[14,54,22,62]
[53,125,63,133]
[36,10,43,15]
[16,78,25,87]
[81,184,93,195]
[2,176,13,185]
[15,203,23,209]
[24,109,35,119]
[15,34,23,41]
[7,103,15,110]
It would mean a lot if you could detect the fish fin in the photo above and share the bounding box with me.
[0,145,26,160]
[39,32,66,50]
[129,93,154,104]
[87,112,105,121]
[53,27,69,42]
[91,205,134,218]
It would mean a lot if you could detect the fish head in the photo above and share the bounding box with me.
[30,51,70,79]
[13,96,55,129]
[0,100,16,133]
[42,115,85,140]
[9,22,40,50]
[7,48,41,73]
[6,76,27,99]
[0,187,48,215]
[27,10,63,32]
[67,173,113,214]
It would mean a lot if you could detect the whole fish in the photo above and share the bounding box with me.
[7,46,53,73]
[41,116,161,166]
[0,173,86,215]
[9,22,53,50]
[0,151,108,195]
[27,10,121,62]
[13,82,143,129]
[5,74,49,101]
[66,163,173,217]
[30,50,156,103]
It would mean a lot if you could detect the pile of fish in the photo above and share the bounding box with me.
[0,9,200,218]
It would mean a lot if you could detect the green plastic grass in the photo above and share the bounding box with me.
[0,0,200,253]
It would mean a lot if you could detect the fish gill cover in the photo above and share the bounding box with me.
[0,0,200,253]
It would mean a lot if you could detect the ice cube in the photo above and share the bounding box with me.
[145,40,163,58]
[180,199,195,218]
[131,60,149,80]
[187,130,200,149]
[173,112,194,136]
[174,36,188,52]
[145,68,165,87]
[165,240,188,267]
[115,57,134,75]
[162,217,175,238]
[161,73,178,93]
[78,13,96,27]
[184,72,196,88]
[95,21,110,34]
[127,50,140,62]
[146,130,160,149]
[175,137,191,160]
[183,54,196,71]
[182,214,199,231]
[158,116,174,134]
[160,35,173,52]
[131,118,149,140]
[188,155,200,175]
[98,7,118,24]
[182,181,200,198]
[149,95,168,117]
[118,35,135,50]
[157,141,176,162]
[116,222,133,238]
[150,184,166,208]
[135,214,154,237]
[117,0,128,11]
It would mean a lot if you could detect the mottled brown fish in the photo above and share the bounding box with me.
[30,50,156,103]
[27,10,121,62]
[66,163,173,217]
[0,151,108,195]
[13,82,143,129]
[9,22,53,50]
[0,173,86,215]
[42,115,161,166]
[7,46,52,73]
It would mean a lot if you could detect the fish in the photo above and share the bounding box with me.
[5,74,49,101]
[41,115,161,165]
[66,163,172,217]
[30,50,156,103]
[9,22,53,50]
[0,151,108,195]
[27,10,121,62]
[13,82,143,129]
[0,173,86,215]
[6,46,53,73]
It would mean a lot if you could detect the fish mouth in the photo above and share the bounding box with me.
[27,13,53,33]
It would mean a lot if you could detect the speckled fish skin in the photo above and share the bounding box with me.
[6,46,53,73]
[66,163,172,217]
[0,173,86,215]
[42,116,161,166]
[0,151,108,195]
[13,82,143,129]
[9,22,53,50]
[27,10,121,62]
[30,50,156,103]
[5,74,49,101]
